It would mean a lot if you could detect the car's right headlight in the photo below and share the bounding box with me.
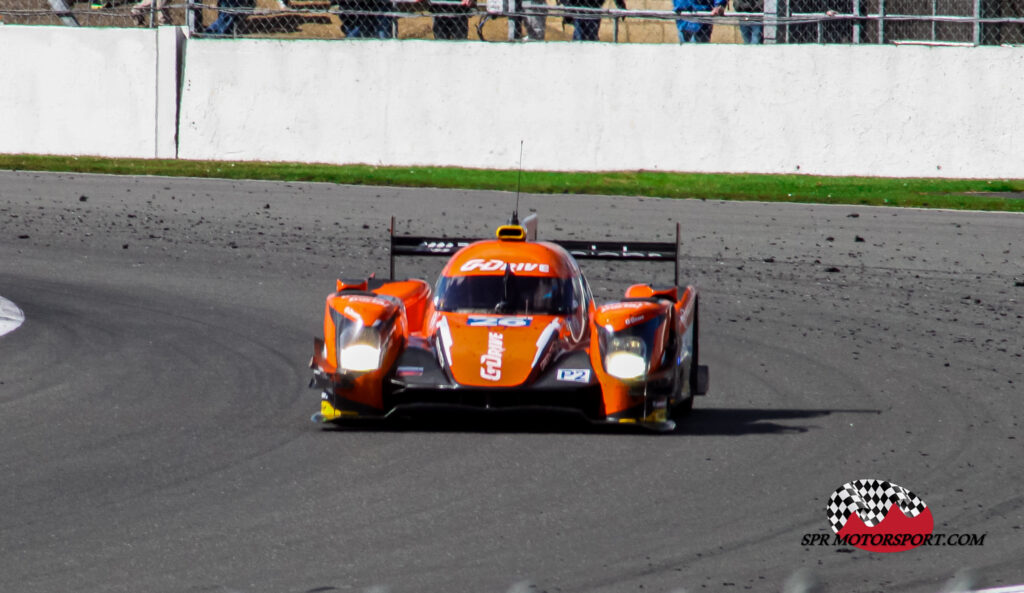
[604,336,648,380]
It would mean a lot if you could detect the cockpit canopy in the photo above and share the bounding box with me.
[434,240,583,316]
[435,274,575,315]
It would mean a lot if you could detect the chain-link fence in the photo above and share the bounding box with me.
[2,0,1023,43]
[0,0,184,26]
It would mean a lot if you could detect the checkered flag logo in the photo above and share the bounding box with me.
[826,479,928,533]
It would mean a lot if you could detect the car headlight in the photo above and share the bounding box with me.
[604,336,647,380]
[339,343,382,372]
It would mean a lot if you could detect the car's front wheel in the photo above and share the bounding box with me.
[673,297,708,419]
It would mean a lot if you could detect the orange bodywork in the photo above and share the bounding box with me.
[589,286,696,416]
[436,313,563,387]
[319,279,431,410]
[311,231,702,428]
[440,240,575,279]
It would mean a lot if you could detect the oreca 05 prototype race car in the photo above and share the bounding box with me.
[309,214,708,431]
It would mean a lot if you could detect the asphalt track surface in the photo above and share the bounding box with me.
[1,170,1022,593]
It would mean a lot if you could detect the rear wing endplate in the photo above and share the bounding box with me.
[389,217,681,285]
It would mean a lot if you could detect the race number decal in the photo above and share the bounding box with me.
[467,316,532,327]
[557,369,591,383]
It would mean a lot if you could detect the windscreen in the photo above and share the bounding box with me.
[435,274,575,315]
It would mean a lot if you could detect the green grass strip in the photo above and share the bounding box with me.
[3,154,1024,212]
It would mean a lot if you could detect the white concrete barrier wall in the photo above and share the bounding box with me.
[178,39,1024,179]
[0,26,182,159]
[2,28,1022,178]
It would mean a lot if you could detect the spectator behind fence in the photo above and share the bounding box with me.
[733,0,762,43]
[204,0,254,35]
[563,0,625,41]
[672,0,725,43]
[131,0,169,25]
[427,0,474,39]
[336,0,396,38]
[513,0,546,41]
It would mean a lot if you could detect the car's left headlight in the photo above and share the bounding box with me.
[604,336,648,380]
[336,320,388,373]
[339,342,382,372]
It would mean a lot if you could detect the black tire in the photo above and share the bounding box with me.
[672,390,694,418]
[671,297,698,419]
[689,297,700,394]
[689,296,710,397]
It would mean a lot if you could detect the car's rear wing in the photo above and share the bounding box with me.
[389,217,681,285]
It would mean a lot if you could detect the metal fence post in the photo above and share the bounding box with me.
[764,0,778,43]
[852,0,861,42]
[931,0,937,40]
[784,0,790,42]
[972,0,981,44]
[878,0,884,43]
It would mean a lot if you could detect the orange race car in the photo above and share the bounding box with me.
[309,213,708,431]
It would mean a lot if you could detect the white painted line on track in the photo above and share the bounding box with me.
[966,586,1024,593]
[0,297,25,337]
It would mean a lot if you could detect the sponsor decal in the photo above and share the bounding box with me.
[418,240,471,253]
[344,295,389,305]
[599,302,646,312]
[557,369,591,383]
[460,259,551,274]
[625,315,646,326]
[800,479,986,552]
[480,331,505,381]
[396,366,424,377]
[566,247,669,259]
[467,315,532,327]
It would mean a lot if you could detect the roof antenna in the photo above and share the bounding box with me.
[512,140,523,225]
